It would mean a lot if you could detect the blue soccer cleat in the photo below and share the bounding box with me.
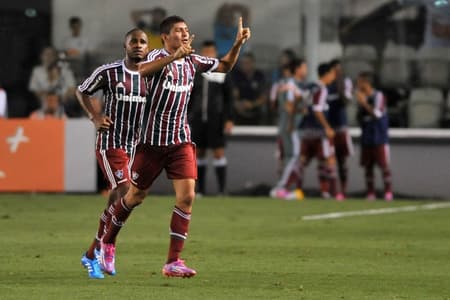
[81,252,104,279]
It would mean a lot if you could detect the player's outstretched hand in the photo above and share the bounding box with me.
[173,34,195,60]
[235,17,251,46]
[92,115,114,131]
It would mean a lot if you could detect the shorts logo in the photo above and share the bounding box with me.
[115,169,124,179]
[132,171,139,181]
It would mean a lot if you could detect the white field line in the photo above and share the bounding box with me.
[302,202,450,221]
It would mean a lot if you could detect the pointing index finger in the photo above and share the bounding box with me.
[238,16,243,30]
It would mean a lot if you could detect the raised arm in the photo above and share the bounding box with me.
[215,17,251,73]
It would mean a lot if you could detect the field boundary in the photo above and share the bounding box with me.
[302,202,450,221]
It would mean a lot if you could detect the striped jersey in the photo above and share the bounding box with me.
[141,48,219,146]
[358,90,389,146]
[300,82,329,137]
[78,60,147,154]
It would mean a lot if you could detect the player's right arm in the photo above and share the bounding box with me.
[76,67,113,131]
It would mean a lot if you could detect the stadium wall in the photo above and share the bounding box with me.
[1,120,449,199]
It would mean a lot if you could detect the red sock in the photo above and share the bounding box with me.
[383,167,392,193]
[167,206,191,264]
[365,166,375,194]
[86,209,108,259]
[327,165,339,196]
[102,198,132,244]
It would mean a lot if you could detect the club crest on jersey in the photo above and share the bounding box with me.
[115,169,124,179]
[132,171,139,181]
[115,82,146,103]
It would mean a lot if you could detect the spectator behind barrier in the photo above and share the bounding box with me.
[29,91,67,120]
[231,52,267,125]
[62,16,91,81]
[28,47,77,113]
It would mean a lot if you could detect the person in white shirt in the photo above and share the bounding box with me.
[0,87,7,118]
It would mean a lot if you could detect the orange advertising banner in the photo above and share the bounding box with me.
[0,119,64,192]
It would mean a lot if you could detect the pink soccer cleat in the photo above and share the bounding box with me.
[384,191,394,202]
[100,242,116,275]
[335,193,345,202]
[162,259,197,278]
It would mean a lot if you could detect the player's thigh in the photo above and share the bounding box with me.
[360,146,376,168]
[375,144,391,169]
[96,148,130,189]
[335,131,353,158]
[130,144,165,191]
[166,143,197,180]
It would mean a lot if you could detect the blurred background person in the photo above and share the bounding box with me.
[214,3,250,57]
[296,63,344,201]
[269,62,300,200]
[28,47,77,116]
[29,91,66,120]
[189,40,234,196]
[62,16,91,82]
[271,49,297,84]
[356,72,393,202]
[131,6,167,50]
[231,52,267,125]
[325,59,354,199]
[0,85,7,118]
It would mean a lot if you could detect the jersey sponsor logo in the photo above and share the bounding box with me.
[115,169,124,179]
[162,70,193,92]
[115,82,146,103]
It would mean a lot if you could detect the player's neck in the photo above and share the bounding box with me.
[124,58,139,71]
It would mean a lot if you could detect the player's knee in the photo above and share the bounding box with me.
[127,188,146,207]
[177,191,196,208]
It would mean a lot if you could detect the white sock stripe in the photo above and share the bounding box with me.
[173,207,191,220]
[170,232,187,240]
[95,235,102,241]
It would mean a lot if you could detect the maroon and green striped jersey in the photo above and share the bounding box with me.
[141,49,219,146]
[78,60,147,154]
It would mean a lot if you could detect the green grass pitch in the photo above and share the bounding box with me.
[0,194,449,300]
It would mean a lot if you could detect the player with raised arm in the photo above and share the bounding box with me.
[76,29,149,279]
[100,15,251,278]
[355,72,393,201]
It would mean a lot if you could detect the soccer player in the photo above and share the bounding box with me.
[76,29,149,279]
[100,15,251,278]
[269,59,307,200]
[189,40,234,196]
[297,63,344,201]
[355,72,393,201]
[325,59,354,199]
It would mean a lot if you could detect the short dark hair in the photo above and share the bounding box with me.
[69,16,81,26]
[202,40,216,48]
[124,28,145,39]
[289,58,305,74]
[358,71,375,86]
[318,63,332,78]
[329,58,341,68]
[160,15,186,34]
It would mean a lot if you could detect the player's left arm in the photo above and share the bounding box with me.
[313,89,334,139]
[215,17,251,73]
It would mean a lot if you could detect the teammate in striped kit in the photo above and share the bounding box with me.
[355,72,393,201]
[325,59,354,199]
[76,29,149,279]
[100,15,251,278]
[297,63,344,201]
